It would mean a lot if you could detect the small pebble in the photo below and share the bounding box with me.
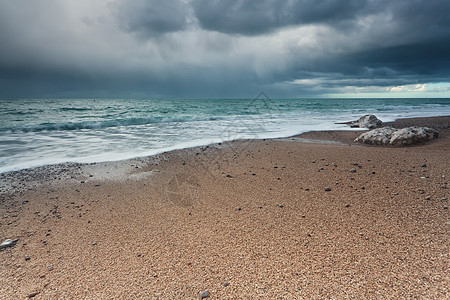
[28,291,40,298]
[200,290,209,298]
[349,169,357,173]
[421,163,427,167]
[324,187,331,191]
[425,196,431,200]
[224,282,230,287]
[345,203,350,208]
[25,256,30,261]
[279,204,284,208]
[0,239,18,250]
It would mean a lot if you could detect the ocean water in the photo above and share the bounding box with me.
[0,97,449,173]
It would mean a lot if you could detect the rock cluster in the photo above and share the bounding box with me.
[355,126,439,146]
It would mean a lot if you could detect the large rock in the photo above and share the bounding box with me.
[355,126,438,146]
[389,126,439,146]
[354,127,396,145]
[337,114,383,129]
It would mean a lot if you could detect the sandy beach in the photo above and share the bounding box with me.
[1,116,449,299]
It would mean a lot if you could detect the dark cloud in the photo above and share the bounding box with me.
[0,0,449,98]
[191,0,374,35]
[112,0,190,37]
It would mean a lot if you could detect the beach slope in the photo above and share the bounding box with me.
[1,116,449,298]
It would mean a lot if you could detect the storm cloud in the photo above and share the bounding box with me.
[191,0,372,35]
[0,0,449,98]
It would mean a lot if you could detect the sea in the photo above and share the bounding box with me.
[0,97,449,173]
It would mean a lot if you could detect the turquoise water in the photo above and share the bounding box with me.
[0,97,449,173]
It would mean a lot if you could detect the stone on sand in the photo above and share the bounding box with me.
[0,239,18,250]
[200,290,210,298]
[355,126,438,146]
[337,114,383,129]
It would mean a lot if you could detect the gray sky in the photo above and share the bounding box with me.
[0,0,449,98]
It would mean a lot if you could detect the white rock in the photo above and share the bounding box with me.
[338,114,383,129]
[354,127,396,145]
[389,126,438,146]
[355,126,438,146]
[354,114,383,129]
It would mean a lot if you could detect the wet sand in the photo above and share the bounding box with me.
[1,116,449,299]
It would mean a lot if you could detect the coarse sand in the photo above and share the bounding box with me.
[1,116,449,299]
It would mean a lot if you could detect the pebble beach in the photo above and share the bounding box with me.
[1,116,449,299]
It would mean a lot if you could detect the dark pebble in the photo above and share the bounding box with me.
[324,187,332,191]
[421,163,427,167]
[28,291,40,298]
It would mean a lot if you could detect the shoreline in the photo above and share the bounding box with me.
[1,114,449,178]
[1,115,449,298]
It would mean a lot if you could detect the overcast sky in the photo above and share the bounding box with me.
[1,0,449,98]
